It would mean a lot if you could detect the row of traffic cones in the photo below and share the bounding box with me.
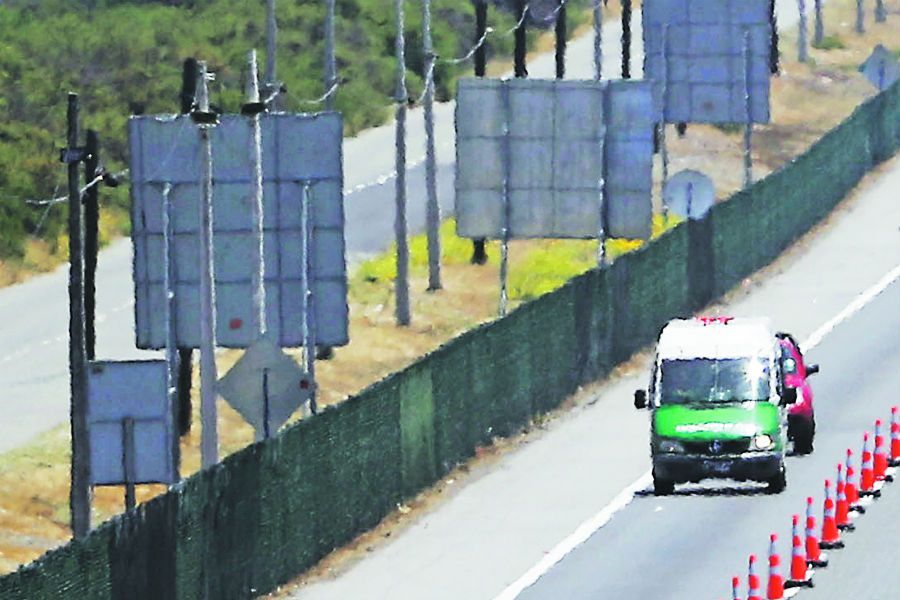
[727,408,900,599]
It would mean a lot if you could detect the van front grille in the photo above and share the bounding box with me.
[683,439,751,455]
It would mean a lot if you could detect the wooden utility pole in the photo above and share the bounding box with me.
[176,58,198,437]
[394,0,411,326]
[423,0,442,291]
[65,93,91,539]
[471,0,489,266]
[622,0,632,79]
[555,1,567,79]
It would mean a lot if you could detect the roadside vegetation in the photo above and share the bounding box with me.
[0,0,577,268]
[0,0,898,578]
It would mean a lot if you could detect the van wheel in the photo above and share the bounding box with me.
[653,470,675,496]
[766,465,787,494]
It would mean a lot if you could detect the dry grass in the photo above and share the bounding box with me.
[1,0,898,577]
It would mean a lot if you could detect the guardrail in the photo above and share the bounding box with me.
[2,80,898,600]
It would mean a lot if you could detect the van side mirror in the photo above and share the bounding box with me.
[634,389,648,409]
[781,387,798,405]
[806,363,820,376]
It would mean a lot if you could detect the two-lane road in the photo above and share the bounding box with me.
[517,277,900,599]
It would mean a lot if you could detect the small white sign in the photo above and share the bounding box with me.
[664,170,716,220]
[217,336,312,436]
[86,360,176,485]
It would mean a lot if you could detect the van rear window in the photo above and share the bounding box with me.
[660,358,770,405]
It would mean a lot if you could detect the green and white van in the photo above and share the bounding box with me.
[634,316,796,495]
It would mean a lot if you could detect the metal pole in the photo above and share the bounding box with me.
[742,31,753,189]
[161,183,180,481]
[262,368,270,438]
[593,0,603,80]
[659,25,670,213]
[122,417,136,512]
[423,0,442,291]
[266,0,278,95]
[500,83,512,317]
[471,1,489,266]
[195,62,219,468]
[856,0,864,34]
[300,184,318,413]
[66,93,91,540]
[594,0,607,267]
[597,126,607,267]
[501,0,529,315]
[621,0,632,79]
[814,0,824,46]
[798,0,809,63]
[394,0,411,326]
[555,1,567,79]
[875,0,885,22]
[83,130,99,361]
[245,50,267,338]
[325,0,337,110]
[769,0,780,74]
[686,181,694,218]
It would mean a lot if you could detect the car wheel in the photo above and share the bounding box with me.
[794,420,815,455]
[653,470,675,496]
[766,464,787,494]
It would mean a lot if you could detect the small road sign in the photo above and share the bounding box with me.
[217,336,312,438]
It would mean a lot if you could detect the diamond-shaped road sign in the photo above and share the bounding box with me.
[859,45,900,91]
[217,336,312,436]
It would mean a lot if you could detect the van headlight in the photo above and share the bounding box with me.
[658,439,685,454]
[752,434,774,451]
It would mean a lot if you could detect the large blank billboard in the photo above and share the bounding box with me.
[455,78,654,241]
[129,113,349,349]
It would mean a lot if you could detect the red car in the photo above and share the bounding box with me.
[777,332,820,454]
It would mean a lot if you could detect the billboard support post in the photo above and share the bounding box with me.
[193,62,219,468]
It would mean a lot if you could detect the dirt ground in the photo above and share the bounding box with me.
[1,0,898,578]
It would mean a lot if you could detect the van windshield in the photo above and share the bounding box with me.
[659,357,770,405]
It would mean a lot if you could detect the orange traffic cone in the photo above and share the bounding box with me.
[748,554,762,600]
[732,575,741,600]
[845,448,865,514]
[891,407,900,467]
[766,534,785,599]
[805,496,828,567]
[836,463,855,531]
[860,432,879,497]
[820,479,844,549]
[874,419,893,482]
[785,514,813,588]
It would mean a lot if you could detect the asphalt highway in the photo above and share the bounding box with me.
[517,279,900,600]
[286,149,900,599]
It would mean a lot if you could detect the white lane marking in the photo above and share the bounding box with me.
[0,298,135,365]
[343,140,454,196]
[801,263,900,352]
[492,263,900,599]
[492,473,652,600]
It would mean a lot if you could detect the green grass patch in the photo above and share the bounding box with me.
[712,123,744,135]
[508,213,681,301]
[353,213,682,303]
[813,35,846,51]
